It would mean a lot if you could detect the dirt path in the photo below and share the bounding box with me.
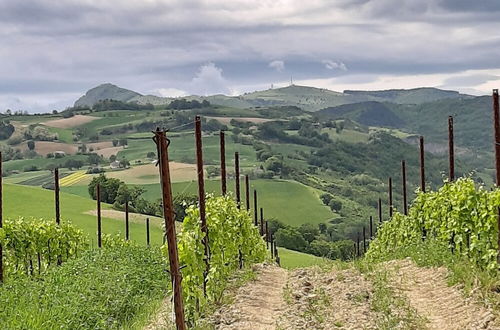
[390,259,498,329]
[213,264,288,329]
[277,266,379,329]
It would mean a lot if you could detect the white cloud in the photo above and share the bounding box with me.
[190,62,231,96]
[268,60,285,72]
[322,60,347,71]
[154,88,188,97]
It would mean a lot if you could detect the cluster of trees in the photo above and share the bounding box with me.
[320,193,343,212]
[167,99,210,110]
[271,221,354,260]
[87,174,197,219]
[0,121,15,139]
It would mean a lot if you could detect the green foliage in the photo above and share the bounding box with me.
[0,217,87,277]
[0,120,15,139]
[276,226,308,250]
[88,174,123,203]
[367,178,500,270]
[0,246,168,329]
[168,195,266,323]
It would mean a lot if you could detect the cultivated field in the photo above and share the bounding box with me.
[42,115,99,128]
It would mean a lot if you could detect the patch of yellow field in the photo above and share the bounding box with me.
[60,170,88,186]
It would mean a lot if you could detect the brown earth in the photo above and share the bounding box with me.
[85,209,164,228]
[106,162,197,184]
[18,141,78,156]
[214,264,288,330]
[42,115,99,128]
[389,259,498,330]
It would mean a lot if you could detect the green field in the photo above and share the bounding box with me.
[278,247,330,269]
[2,155,89,172]
[320,128,370,143]
[62,179,334,226]
[3,184,164,246]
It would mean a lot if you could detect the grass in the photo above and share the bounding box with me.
[3,184,165,246]
[45,126,74,143]
[320,128,370,143]
[2,154,89,172]
[62,178,334,227]
[0,246,168,329]
[278,247,330,269]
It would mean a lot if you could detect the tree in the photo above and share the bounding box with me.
[109,154,117,162]
[146,151,156,159]
[264,156,283,174]
[88,153,101,165]
[119,138,128,146]
[329,198,343,212]
[320,193,333,205]
[119,158,130,168]
[298,223,320,243]
[275,227,307,251]
[112,139,119,147]
[88,174,123,203]
[64,159,84,170]
[27,140,35,151]
[115,184,145,206]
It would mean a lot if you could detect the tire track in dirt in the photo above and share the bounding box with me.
[389,259,498,330]
[213,264,288,329]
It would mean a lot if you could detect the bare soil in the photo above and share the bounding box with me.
[42,115,99,128]
[389,259,498,330]
[106,162,197,184]
[213,264,288,330]
[205,116,275,125]
[18,141,78,156]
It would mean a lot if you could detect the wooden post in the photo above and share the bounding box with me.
[253,190,258,226]
[402,160,408,215]
[265,221,269,249]
[363,227,366,253]
[54,168,60,225]
[146,218,150,247]
[260,208,264,236]
[153,128,186,330]
[245,175,250,211]
[220,131,227,195]
[388,177,393,218]
[195,116,210,296]
[97,184,102,248]
[369,216,373,239]
[448,116,455,182]
[235,152,240,209]
[419,136,426,192]
[356,233,360,257]
[492,89,500,265]
[378,197,382,223]
[125,201,129,240]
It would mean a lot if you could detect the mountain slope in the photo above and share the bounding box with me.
[75,83,142,107]
[318,101,405,128]
[76,83,475,111]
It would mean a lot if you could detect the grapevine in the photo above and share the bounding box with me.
[162,194,267,323]
[0,217,88,277]
[367,178,500,270]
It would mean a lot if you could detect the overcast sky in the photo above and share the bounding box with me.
[1,0,500,112]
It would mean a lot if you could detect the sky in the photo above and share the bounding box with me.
[1,0,500,113]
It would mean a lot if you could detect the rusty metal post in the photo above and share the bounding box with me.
[245,175,250,211]
[363,227,366,253]
[125,201,129,240]
[253,190,258,226]
[271,235,274,258]
[492,89,500,265]
[402,160,408,215]
[448,116,455,182]
[260,208,264,236]
[265,221,269,249]
[419,136,426,192]
[378,197,382,223]
[220,131,227,196]
[369,216,373,239]
[55,168,60,225]
[388,177,393,218]
[0,152,3,282]
[195,116,210,296]
[235,152,240,209]
[97,184,102,248]
[146,217,150,247]
[153,128,186,330]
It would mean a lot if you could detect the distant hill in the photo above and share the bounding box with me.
[343,87,471,104]
[317,101,405,128]
[74,83,142,107]
[76,83,475,111]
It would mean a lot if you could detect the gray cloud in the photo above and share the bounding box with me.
[0,0,499,112]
